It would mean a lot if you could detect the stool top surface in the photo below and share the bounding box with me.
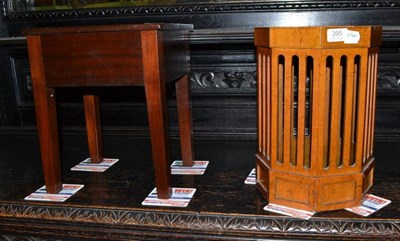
[25,23,191,87]
[24,23,193,36]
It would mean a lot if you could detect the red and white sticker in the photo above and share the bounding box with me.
[346,194,391,216]
[244,168,256,185]
[264,203,315,220]
[24,184,84,202]
[71,158,119,172]
[142,187,196,207]
[171,160,209,175]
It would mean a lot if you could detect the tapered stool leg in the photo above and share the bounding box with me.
[176,75,195,167]
[33,87,62,194]
[142,30,172,199]
[28,35,62,194]
[83,95,103,164]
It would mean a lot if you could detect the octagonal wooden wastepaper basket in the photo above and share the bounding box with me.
[254,26,382,212]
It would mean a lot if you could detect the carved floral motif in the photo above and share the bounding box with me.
[0,203,399,237]
[191,71,256,88]
[190,70,400,94]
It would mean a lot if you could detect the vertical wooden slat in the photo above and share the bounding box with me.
[266,51,272,159]
[354,50,368,165]
[368,52,375,157]
[369,53,375,160]
[369,50,379,157]
[328,55,343,168]
[262,53,267,157]
[369,52,377,156]
[297,55,307,169]
[341,55,355,168]
[271,54,280,165]
[310,53,322,173]
[257,51,263,155]
[283,55,293,166]
[321,56,331,169]
[364,53,373,163]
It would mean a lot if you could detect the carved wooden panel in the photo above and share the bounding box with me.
[3,1,400,21]
[1,31,400,140]
[0,202,399,240]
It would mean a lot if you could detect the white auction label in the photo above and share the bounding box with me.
[24,184,84,202]
[264,203,315,220]
[244,168,256,185]
[327,28,347,42]
[142,187,196,207]
[71,157,119,172]
[171,160,209,175]
[345,194,391,216]
[327,28,360,44]
[344,30,361,44]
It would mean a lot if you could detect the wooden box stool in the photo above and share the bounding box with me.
[254,26,382,212]
[26,23,194,199]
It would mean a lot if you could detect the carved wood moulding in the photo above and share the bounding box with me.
[191,71,256,88]
[190,70,400,93]
[0,203,399,238]
[377,69,400,94]
[2,1,400,21]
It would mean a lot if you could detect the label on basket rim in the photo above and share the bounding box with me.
[327,28,360,44]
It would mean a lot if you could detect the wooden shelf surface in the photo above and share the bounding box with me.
[0,135,399,240]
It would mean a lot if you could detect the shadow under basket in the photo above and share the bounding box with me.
[254,26,382,212]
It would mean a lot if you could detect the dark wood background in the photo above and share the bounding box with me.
[0,1,400,141]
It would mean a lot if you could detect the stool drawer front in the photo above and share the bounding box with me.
[41,31,144,87]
